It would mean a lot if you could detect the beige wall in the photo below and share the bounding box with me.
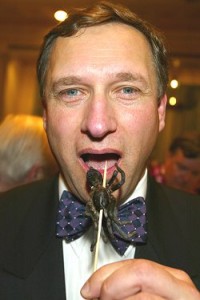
[0,48,42,120]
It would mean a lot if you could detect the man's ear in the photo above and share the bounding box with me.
[158,94,167,132]
[25,165,44,182]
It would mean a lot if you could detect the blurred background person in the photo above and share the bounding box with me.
[149,131,200,194]
[0,114,58,192]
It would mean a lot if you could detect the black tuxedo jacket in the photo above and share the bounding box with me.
[0,175,200,299]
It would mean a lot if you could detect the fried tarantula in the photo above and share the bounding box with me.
[86,164,136,251]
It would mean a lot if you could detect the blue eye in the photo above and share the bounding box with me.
[122,87,134,94]
[66,89,79,96]
[54,86,87,105]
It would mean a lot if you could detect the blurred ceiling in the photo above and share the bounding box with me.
[1,0,200,81]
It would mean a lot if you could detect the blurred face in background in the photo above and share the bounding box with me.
[164,149,200,194]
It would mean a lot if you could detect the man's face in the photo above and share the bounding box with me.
[43,23,166,203]
[164,149,200,194]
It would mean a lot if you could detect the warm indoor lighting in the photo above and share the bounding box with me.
[170,79,179,89]
[169,97,177,106]
[54,10,68,22]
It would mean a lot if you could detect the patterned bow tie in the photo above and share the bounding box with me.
[56,191,147,255]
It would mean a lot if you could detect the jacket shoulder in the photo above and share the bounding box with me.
[148,175,200,206]
[0,176,59,248]
[0,176,58,207]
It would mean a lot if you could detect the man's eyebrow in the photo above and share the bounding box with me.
[52,76,82,90]
[115,72,148,85]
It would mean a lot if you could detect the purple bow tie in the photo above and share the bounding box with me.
[56,191,147,255]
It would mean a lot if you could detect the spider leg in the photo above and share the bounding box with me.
[85,200,99,252]
[90,228,98,251]
[107,169,118,186]
[85,201,99,223]
[107,196,132,226]
[105,216,136,241]
[101,230,108,243]
[109,213,133,227]
[106,217,115,239]
[104,206,137,242]
[90,209,109,250]
[110,164,125,192]
[109,214,132,226]
[112,222,136,240]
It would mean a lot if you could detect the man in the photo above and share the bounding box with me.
[0,2,200,299]
[164,132,200,194]
[150,132,200,194]
[0,114,58,192]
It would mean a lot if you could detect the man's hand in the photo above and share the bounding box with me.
[81,259,200,299]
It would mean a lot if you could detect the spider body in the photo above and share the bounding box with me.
[86,164,136,251]
[92,187,109,211]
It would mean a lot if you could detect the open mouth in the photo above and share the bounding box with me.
[81,153,120,171]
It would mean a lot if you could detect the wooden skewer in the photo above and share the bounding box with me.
[93,161,107,272]
[103,161,107,188]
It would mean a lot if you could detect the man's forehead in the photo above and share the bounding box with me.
[54,22,149,49]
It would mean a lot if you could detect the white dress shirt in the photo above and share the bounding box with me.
[59,170,147,300]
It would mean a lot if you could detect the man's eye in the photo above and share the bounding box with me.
[54,87,88,105]
[65,89,79,96]
[122,87,134,94]
[57,88,82,99]
[120,86,140,97]
[114,86,140,102]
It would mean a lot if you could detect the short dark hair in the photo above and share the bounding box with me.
[169,132,200,159]
[37,1,168,100]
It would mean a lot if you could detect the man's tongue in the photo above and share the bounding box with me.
[84,154,119,171]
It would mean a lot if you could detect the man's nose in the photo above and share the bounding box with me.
[81,95,117,139]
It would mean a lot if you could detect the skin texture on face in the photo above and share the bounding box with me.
[43,23,167,203]
[164,149,200,194]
